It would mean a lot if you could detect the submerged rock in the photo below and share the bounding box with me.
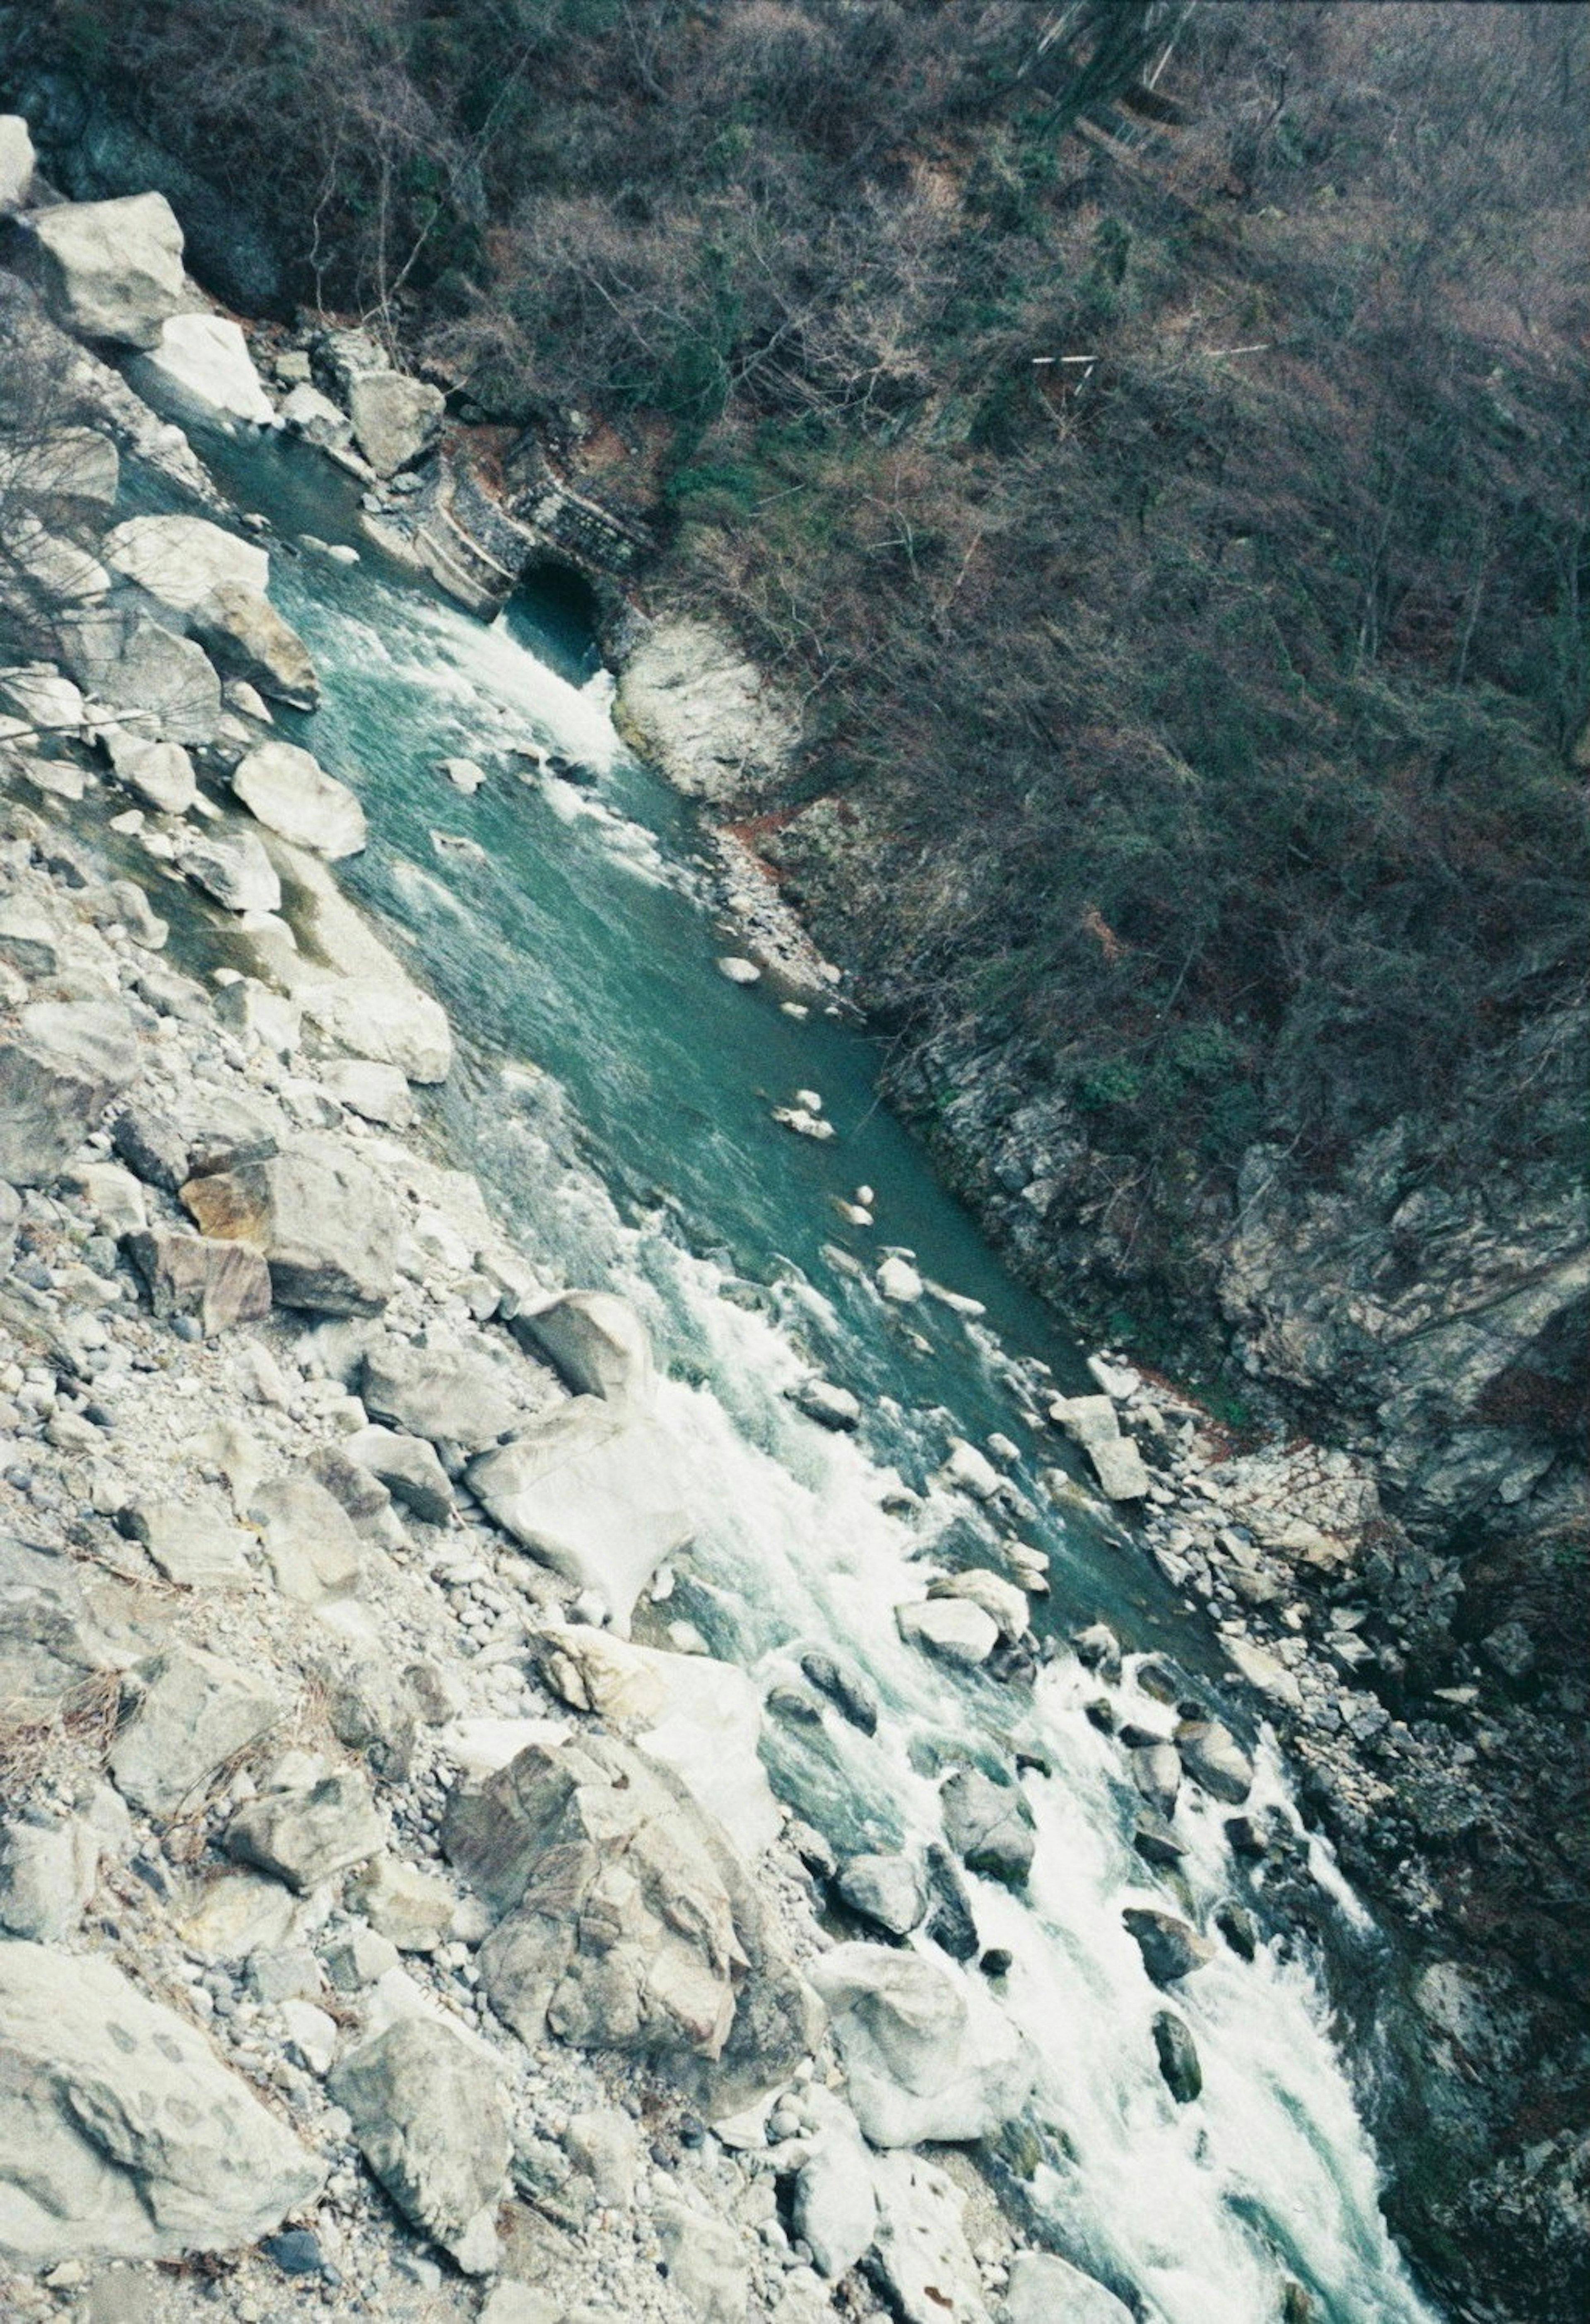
[897,1596,999,1667]
[1123,1907,1214,1987]
[941,1766,1036,1887]
[1152,2009,1203,2102]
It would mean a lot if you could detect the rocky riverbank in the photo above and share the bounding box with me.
[0,118,1583,2324]
[0,131,1344,2324]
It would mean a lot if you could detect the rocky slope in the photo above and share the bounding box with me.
[0,116,1584,2324]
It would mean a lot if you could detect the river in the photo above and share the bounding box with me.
[145,428,1439,2324]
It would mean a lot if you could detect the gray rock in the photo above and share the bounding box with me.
[194,585,320,712]
[181,1137,397,1313]
[323,1925,401,1991]
[922,1843,980,1962]
[0,1941,322,2265]
[108,1644,281,1818]
[346,1424,455,1524]
[0,998,138,1184]
[654,2201,749,2321]
[1175,1716,1254,1805]
[896,1596,999,1667]
[112,1105,191,1192]
[798,1648,878,1734]
[321,1056,415,1127]
[1152,2010,1203,2102]
[941,1766,1035,1886]
[251,1470,364,1603]
[330,2015,509,2273]
[31,192,189,347]
[1002,2250,1135,2324]
[511,1290,655,1405]
[1122,1907,1214,1986]
[0,1534,114,1716]
[127,1227,273,1337]
[63,610,223,745]
[231,740,364,858]
[836,1851,926,1937]
[479,2288,561,2324]
[361,1334,519,1454]
[346,371,445,476]
[792,1377,861,1430]
[449,1734,743,2062]
[616,617,797,805]
[1087,1434,1152,1501]
[123,1497,254,1589]
[1132,1808,1188,1868]
[871,2150,989,2324]
[467,1398,690,1633]
[103,514,268,612]
[0,113,35,211]
[792,2094,876,2279]
[225,1771,385,1892]
[0,1811,100,1940]
[298,974,453,1082]
[809,1943,1036,2148]
[347,1854,455,1952]
[1130,1741,1182,1818]
[178,825,281,912]
[563,2107,641,2206]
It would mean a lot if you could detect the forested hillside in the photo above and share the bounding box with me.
[13,0,1585,1379]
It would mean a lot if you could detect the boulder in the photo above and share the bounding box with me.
[1130,1742,1182,1819]
[0,115,35,211]
[928,1569,1029,1642]
[808,1944,1036,2148]
[360,1333,519,1454]
[440,757,487,793]
[181,826,284,913]
[0,516,109,604]
[798,1649,878,1735]
[127,1227,272,1336]
[0,1942,322,2266]
[922,1844,980,1963]
[792,1377,861,1430]
[345,1424,455,1524]
[940,1439,1002,1500]
[299,975,453,1082]
[871,2150,990,2324]
[877,1254,924,1303]
[1122,1907,1214,1987]
[63,610,222,745]
[321,1056,415,1127]
[793,2093,876,2279]
[108,1644,280,1819]
[31,192,190,348]
[836,1852,926,1938]
[511,1290,654,1405]
[225,1770,385,1893]
[0,1807,104,1942]
[348,1854,455,1952]
[447,1734,744,2061]
[105,731,198,814]
[0,999,139,1184]
[0,1533,114,1716]
[940,1767,1035,1886]
[896,1596,999,1668]
[1088,1435,1152,1502]
[127,311,277,428]
[250,1470,364,1603]
[104,515,269,613]
[231,740,362,857]
[1002,2251,1135,2324]
[1175,1717,1254,1806]
[330,2016,509,2273]
[180,1137,397,1313]
[123,1497,254,1589]
[614,617,797,804]
[194,585,320,712]
[346,371,445,475]
[654,2199,749,2324]
[467,1398,690,1633]
[281,381,352,448]
[1152,2010,1202,2103]
[0,425,118,504]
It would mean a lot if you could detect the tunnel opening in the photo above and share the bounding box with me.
[504,554,603,686]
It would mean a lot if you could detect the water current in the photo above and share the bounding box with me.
[151,432,1439,2324]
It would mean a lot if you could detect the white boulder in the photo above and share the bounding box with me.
[104,513,268,614]
[0,115,35,211]
[31,192,191,348]
[809,1944,1036,2148]
[129,311,277,429]
[299,975,453,1082]
[232,740,366,858]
